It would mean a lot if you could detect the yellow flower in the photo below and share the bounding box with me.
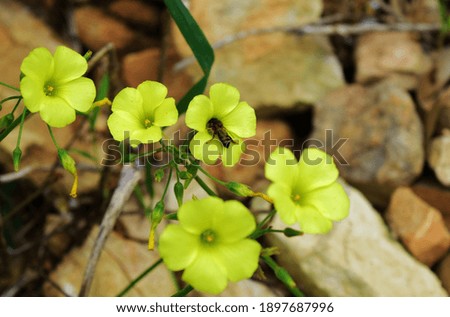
[107,81,178,147]
[185,83,256,167]
[265,147,350,234]
[158,197,261,294]
[20,46,96,127]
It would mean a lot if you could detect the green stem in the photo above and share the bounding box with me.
[15,109,27,148]
[0,95,22,111]
[257,209,277,230]
[194,175,217,196]
[117,258,163,297]
[0,108,30,143]
[197,164,227,186]
[161,167,173,200]
[171,284,194,297]
[262,255,304,297]
[0,81,20,92]
[47,125,61,150]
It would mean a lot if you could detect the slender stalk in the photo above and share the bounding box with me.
[194,175,217,196]
[262,255,304,297]
[0,82,20,92]
[171,284,194,297]
[117,258,163,297]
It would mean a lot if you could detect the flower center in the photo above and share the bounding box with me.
[44,83,56,96]
[200,229,217,245]
[144,119,152,128]
[292,193,302,204]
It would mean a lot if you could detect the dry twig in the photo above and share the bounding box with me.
[174,21,441,71]
[78,164,141,296]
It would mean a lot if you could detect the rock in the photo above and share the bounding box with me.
[266,184,448,296]
[0,0,61,100]
[311,81,424,206]
[386,187,450,266]
[205,119,294,197]
[412,181,450,230]
[172,0,345,109]
[407,0,441,23]
[122,48,160,86]
[109,0,160,27]
[44,226,176,296]
[428,134,450,187]
[356,32,431,85]
[122,47,193,100]
[438,253,450,294]
[74,6,137,51]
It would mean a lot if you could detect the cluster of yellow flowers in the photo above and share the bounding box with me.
[18,46,349,294]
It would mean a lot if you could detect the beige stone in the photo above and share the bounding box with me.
[428,134,450,187]
[356,32,431,84]
[386,187,450,266]
[311,81,424,205]
[172,0,345,109]
[437,253,450,294]
[44,226,176,296]
[0,0,62,100]
[266,183,448,296]
[74,6,137,51]
[109,0,160,26]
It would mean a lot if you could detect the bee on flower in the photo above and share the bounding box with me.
[185,83,256,167]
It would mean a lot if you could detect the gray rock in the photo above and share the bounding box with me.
[266,184,448,296]
[428,134,450,187]
[172,0,345,110]
[311,81,424,205]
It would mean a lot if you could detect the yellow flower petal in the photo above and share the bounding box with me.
[220,140,244,167]
[296,205,333,234]
[213,200,256,242]
[20,47,54,82]
[185,94,213,132]
[130,126,162,146]
[107,110,142,142]
[182,251,228,295]
[178,196,223,235]
[267,183,297,225]
[265,147,299,187]
[58,77,96,112]
[209,83,240,118]
[137,80,168,118]
[20,77,45,113]
[214,240,261,282]
[153,98,178,127]
[111,87,144,120]
[221,101,256,138]
[301,182,350,221]
[159,224,199,271]
[52,46,88,83]
[295,148,339,193]
[39,96,76,127]
[189,132,221,164]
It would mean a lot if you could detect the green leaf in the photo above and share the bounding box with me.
[164,0,214,114]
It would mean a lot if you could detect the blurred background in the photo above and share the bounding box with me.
[0,0,449,296]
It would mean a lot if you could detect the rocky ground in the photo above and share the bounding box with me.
[0,0,449,296]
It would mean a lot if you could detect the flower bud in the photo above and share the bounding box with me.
[0,113,14,131]
[225,181,254,197]
[148,201,165,250]
[13,146,22,172]
[57,149,78,198]
[283,227,303,237]
[154,169,165,182]
[174,181,184,207]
